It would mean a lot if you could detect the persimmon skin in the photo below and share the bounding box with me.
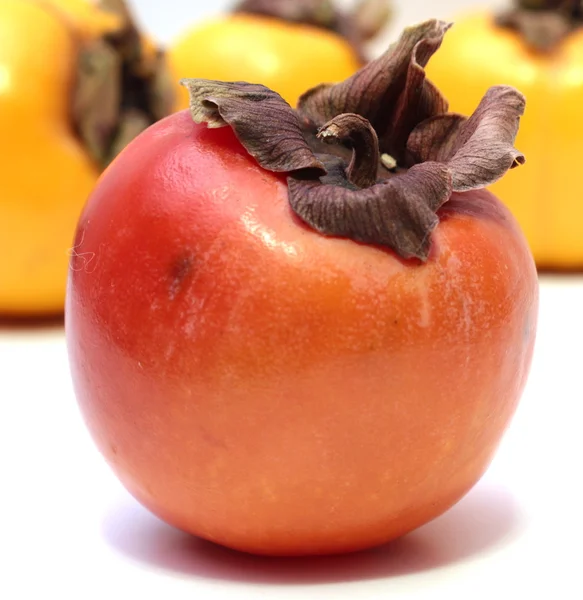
[66,110,538,556]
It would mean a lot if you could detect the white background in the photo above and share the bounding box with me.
[131,0,508,47]
[2,278,582,599]
[1,1,583,599]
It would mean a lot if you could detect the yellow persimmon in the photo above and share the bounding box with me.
[168,1,392,109]
[0,0,172,315]
[426,9,583,269]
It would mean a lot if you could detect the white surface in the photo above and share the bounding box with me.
[1,275,583,599]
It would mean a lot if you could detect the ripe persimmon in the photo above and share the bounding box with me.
[67,20,537,556]
[168,0,391,108]
[0,0,173,315]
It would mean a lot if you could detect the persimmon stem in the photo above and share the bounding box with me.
[317,114,380,189]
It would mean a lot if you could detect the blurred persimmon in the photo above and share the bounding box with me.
[168,0,392,109]
[0,0,173,315]
[426,2,583,269]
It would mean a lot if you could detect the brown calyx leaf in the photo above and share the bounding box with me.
[317,113,380,188]
[71,0,175,168]
[233,0,393,63]
[408,86,526,192]
[496,1,583,51]
[288,162,452,260]
[180,79,326,175]
[182,19,526,262]
[297,19,451,166]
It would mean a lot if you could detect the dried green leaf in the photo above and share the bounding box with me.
[181,79,326,175]
[352,0,393,41]
[99,0,133,22]
[71,0,174,169]
[233,0,392,62]
[147,50,177,121]
[234,0,337,28]
[496,9,571,51]
[496,1,582,51]
[72,39,121,165]
[107,108,151,165]
[518,0,574,8]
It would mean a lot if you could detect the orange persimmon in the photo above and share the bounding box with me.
[67,21,537,556]
[0,0,172,315]
[168,0,391,109]
[426,4,583,268]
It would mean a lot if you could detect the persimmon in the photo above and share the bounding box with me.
[426,0,583,268]
[0,0,173,315]
[168,0,392,109]
[67,20,538,556]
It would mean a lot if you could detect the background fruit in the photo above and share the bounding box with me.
[169,14,362,109]
[426,12,583,269]
[0,0,119,315]
[0,0,172,316]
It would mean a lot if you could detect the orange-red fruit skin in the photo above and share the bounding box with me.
[66,110,538,556]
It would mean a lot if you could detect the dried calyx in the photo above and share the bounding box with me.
[72,0,175,168]
[233,0,393,62]
[496,0,583,51]
[181,20,525,261]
